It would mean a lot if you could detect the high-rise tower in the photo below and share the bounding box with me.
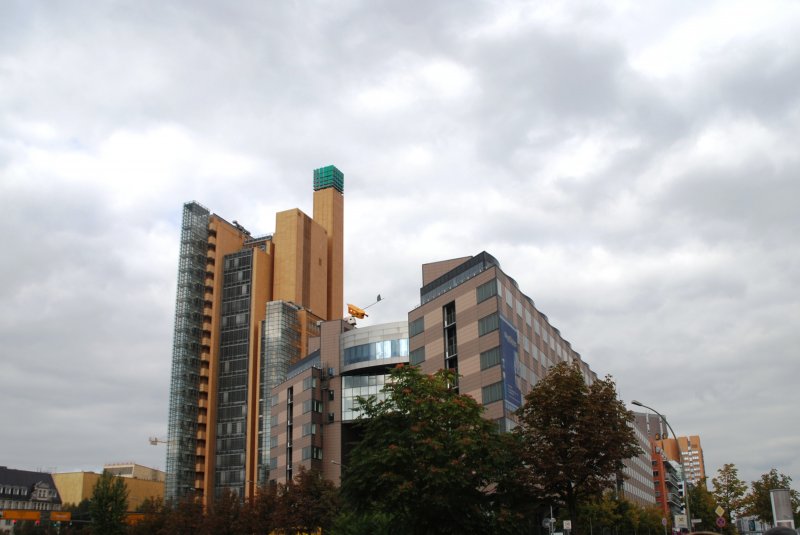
[166,166,344,505]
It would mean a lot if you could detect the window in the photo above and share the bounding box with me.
[410,347,425,365]
[270,435,277,449]
[480,347,501,370]
[302,423,317,436]
[409,317,424,337]
[303,399,322,413]
[303,376,317,391]
[478,313,499,336]
[476,279,497,303]
[302,446,323,460]
[482,381,503,404]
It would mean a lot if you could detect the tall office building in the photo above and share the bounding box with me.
[166,166,344,505]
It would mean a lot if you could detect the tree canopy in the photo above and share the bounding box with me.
[742,469,800,525]
[340,364,521,535]
[514,362,641,535]
[89,470,129,535]
[712,463,747,534]
[687,478,719,532]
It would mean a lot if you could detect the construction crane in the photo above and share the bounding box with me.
[347,294,383,320]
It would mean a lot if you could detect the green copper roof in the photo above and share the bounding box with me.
[313,165,344,193]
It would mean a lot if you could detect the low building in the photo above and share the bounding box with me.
[0,466,63,533]
[53,464,164,510]
[103,463,165,482]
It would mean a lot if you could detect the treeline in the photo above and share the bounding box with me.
[15,363,799,534]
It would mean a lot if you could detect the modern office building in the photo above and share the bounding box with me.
[407,252,597,430]
[269,320,409,485]
[620,417,658,507]
[166,165,345,505]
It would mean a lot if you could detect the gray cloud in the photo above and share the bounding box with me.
[1,0,798,488]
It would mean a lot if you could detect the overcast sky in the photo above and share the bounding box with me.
[2,0,798,492]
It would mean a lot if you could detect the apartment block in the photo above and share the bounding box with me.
[658,435,707,487]
[166,166,344,504]
[651,444,683,518]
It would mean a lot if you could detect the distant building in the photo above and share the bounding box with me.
[52,464,164,510]
[657,435,707,487]
[103,462,165,482]
[621,416,657,506]
[651,445,683,518]
[0,466,62,532]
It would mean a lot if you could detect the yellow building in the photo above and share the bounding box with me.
[53,466,164,510]
[166,165,345,506]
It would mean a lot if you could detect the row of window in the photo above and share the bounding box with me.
[343,339,409,366]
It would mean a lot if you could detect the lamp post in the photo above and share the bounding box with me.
[632,400,692,532]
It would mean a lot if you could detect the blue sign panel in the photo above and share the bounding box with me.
[499,314,522,412]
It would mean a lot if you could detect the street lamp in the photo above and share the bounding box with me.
[631,400,693,532]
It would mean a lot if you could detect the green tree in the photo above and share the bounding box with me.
[202,489,246,535]
[742,469,800,524]
[162,495,204,535]
[687,479,718,532]
[129,496,168,535]
[88,471,128,535]
[712,463,747,533]
[340,364,520,535]
[271,467,341,534]
[63,498,92,531]
[514,362,642,535]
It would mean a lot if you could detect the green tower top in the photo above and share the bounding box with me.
[313,165,344,193]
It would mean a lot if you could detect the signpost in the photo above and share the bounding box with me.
[674,514,688,530]
[0,510,41,521]
[564,520,572,531]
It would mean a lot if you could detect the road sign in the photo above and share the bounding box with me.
[564,520,572,530]
[51,511,71,522]
[674,515,688,529]
[715,506,725,517]
[716,517,727,528]
[661,518,668,527]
